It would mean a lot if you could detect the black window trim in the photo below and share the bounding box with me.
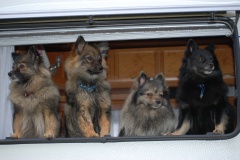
[0,15,239,145]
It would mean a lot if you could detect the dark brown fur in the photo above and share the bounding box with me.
[119,72,176,136]
[64,36,111,137]
[8,47,60,138]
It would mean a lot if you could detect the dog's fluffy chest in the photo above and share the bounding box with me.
[9,88,39,110]
[75,86,110,109]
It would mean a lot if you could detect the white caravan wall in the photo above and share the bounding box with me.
[0,135,240,160]
[1,0,240,19]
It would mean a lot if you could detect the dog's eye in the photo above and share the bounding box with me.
[146,92,153,97]
[159,93,164,98]
[86,56,93,62]
[199,56,204,61]
[18,63,25,69]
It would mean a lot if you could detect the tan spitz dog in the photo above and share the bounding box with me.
[8,47,60,138]
[64,35,111,137]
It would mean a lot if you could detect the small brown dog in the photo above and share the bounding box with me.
[8,47,60,138]
[64,35,111,137]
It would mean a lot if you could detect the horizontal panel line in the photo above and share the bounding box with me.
[0,29,231,46]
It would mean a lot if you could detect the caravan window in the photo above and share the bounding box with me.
[0,1,239,144]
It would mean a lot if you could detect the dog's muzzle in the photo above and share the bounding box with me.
[148,101,162,109]
[8,71,19,81]
[203,64,215,75]
[88,65,103,75]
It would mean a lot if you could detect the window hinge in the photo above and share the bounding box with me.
[210,11,215,20]
[86,16,95,26]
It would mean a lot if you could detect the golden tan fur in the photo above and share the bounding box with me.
[8,48,60,138]
[64,36,111,137]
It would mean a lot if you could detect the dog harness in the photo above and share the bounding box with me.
[80,83,96,93]
[198,84,205,99]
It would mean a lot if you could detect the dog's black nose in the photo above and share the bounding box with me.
[98,65,103,71]
[209,63,214,68]
[8,72,12,77]
[156,100,161,105]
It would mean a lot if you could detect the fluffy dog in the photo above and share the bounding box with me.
[64,35,111,137]
[171,39,235,135]
[119,72,176,136]
[8,47,60,138]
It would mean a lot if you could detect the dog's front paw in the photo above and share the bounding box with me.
[213,129,224,134]
[88,132,99,138]
[44,132,55,139]
[11,132,22,139]
[100,129,110,137]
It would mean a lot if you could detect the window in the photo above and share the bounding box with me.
[0,12,239,144]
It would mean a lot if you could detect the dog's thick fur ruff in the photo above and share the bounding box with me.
[64,35,111,137]
[172,39,235,135]
[8,47,60,138]
[119,72,176,136]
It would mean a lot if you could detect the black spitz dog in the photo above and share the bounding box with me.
[119,72,176,136]
[171,39,235,135]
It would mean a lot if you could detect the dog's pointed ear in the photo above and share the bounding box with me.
[28,46,42,64]
[135,71,149,88]
[188,39,199,52]
[11,52,21,61]
[97,42,109,58]
[205,43,215,54]
[155,72,166,86]
[75,35,86,55]
[155,72,169,91]
[186,39,199,57]
[138,71,148,86]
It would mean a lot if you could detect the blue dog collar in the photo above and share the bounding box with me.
[80,83,96,93]
[198,84,205,99]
